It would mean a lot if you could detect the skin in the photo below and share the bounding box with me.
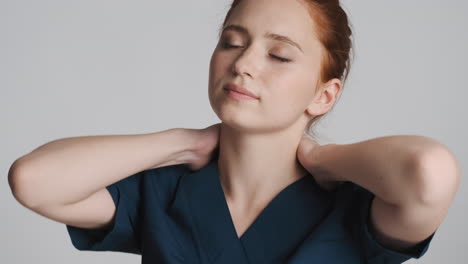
[208,0,341,238]
[206,0,460,253]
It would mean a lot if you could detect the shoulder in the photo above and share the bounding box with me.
[141,163,191,205]
[144,163,191,187]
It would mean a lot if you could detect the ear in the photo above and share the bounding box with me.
[305,78,342,117]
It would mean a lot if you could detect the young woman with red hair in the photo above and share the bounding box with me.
[10,0,459,263]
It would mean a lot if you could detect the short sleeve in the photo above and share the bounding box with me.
[351,183,436,263]
[66,171,144,254]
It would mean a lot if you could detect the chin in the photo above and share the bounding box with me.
[214,109,257,132]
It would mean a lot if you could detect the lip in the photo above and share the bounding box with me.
[223,83,259,100]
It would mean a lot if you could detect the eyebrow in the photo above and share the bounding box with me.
[219,24,304,53]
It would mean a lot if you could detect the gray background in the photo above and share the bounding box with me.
[2,0,466,263]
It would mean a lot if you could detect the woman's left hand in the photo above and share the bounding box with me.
[297,134,343,191]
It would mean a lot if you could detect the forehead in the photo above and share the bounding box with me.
[224,0,321,51]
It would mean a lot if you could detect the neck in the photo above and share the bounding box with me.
[216,122,309,210]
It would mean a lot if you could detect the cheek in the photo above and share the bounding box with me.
[264,79,311,122]
[272,93,305,116]
[209,52,231,78]
[209,54,223,94]
[208,52,233,116]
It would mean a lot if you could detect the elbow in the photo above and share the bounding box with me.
[412,145,461,207]
[8,159,43,209]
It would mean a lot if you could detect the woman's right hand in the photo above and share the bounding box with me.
[183,123,221,171]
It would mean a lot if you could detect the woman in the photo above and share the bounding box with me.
[9,0,460,263]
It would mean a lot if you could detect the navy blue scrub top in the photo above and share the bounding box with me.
[66,152,435,263]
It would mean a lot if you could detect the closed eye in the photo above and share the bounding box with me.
[269,54,291,63]
[221,43,291,63]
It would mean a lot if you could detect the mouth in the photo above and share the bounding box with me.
[223,83,259,100]
[224,88,259,101]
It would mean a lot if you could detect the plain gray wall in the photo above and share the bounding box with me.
[2,0,466,263]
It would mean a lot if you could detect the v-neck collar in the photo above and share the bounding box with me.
[173,155,335,263]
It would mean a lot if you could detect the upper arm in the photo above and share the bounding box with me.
[29,188,117,230]
[9,159,117,230]
[369,195,441,253]
[64,173,145,253]
[347,182,435,263]
[369,146,460,253]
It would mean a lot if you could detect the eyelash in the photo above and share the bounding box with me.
[221,43,291,63]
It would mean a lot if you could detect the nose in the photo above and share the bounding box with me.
[231,45,258,78]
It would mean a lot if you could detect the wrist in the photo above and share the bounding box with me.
[170,128,199,163]
[145,128,197,168]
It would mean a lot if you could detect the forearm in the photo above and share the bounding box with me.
[311,135,441,205]
[9,128,194,208]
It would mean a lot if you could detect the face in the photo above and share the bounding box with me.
[208,0,326,133]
